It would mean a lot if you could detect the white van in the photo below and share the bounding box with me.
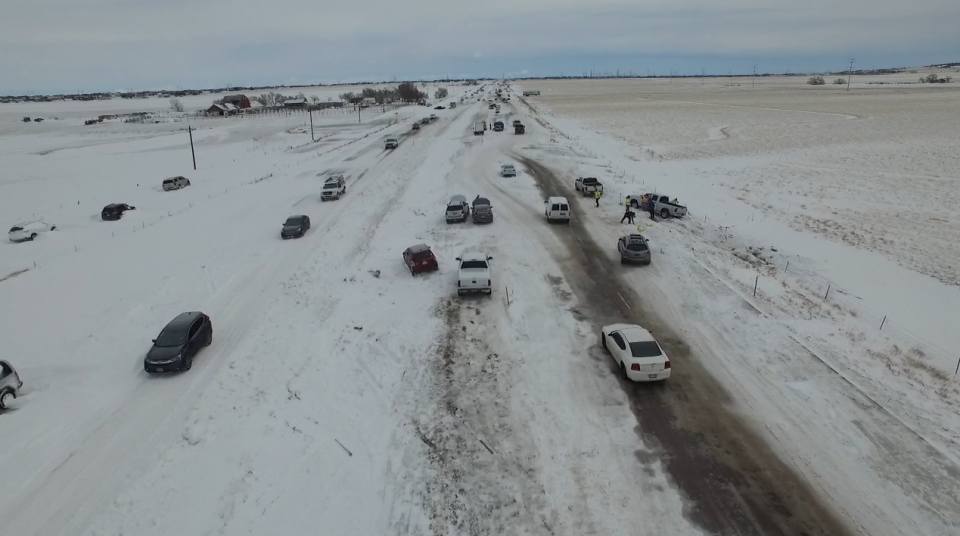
[162,176,191,191]
[545,196,570,223]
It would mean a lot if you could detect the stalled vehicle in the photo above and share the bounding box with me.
[101,203,136,221]
[0,360,23,409]
[402,244,439,275]
[456,251,494,296]
[9,219,56,242]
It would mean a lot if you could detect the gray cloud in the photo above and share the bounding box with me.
[2,0,959,92]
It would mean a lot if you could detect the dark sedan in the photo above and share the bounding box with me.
[145,311,213,373]
[472,196,494,224]
[281,215,310,239]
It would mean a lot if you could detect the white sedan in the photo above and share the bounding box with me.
[600,323,671,382]
[501,164,516,177]
[9,220,57,242]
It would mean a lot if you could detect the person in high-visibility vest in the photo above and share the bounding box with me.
[621,197,632,223]
[594,189,602,207]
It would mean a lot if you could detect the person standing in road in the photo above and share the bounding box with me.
[620,198,632,223]
[594,189,602,207]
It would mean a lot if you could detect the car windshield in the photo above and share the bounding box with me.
[284,217,303,225]
[629,341,662,358]
[9,226,22,232]
[154,328,187,347]
[460,260,488,270]
[446,205,463,212]
[627,243,647,251]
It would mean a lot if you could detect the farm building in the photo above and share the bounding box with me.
[205,103,239,116]
[221,94,251,109]
[282,97,309,108]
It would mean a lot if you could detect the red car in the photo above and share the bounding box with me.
[403,243,439,275]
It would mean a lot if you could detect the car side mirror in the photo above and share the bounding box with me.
[455,257,461,261]
[152,339,157,343]
[487,256,493,260]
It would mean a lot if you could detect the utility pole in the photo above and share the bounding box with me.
[753,64,757,88]
[846,58,855,91]
[357,105,361,124]
[701,67,705,86]
[188,126,196,170]
[308,108,314,141]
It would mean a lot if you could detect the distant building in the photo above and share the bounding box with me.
[283,97,309,108]
[221,94,251,109]
[206,103,239,116]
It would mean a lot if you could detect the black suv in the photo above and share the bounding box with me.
[281,215,310,239]
[102,203,136,221]
[145,311,213,373]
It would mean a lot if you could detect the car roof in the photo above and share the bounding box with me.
[166,311,203,328]
[286,214,306,220]
[407,243,431,253]
[547,196,568,202]
[474,197,490,204]
[614,325,655,343]
[449,194,466,202]
[624,234,647,242]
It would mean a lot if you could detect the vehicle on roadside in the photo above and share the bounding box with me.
[9,219,57,242]
[412,122,420,130]
[635,194,687,218]
[434,106,445,110]
[512,120,522,127]
[101,203,136,221]
[402,243,439,275]
[474,122,485,135]
[514,123,525,134]
[421,117,430,124]
[449,102,457,109]
[385,138,399,149]
[493,121,504,132]
[544,196,570,223]
[574,177,603,196]
[429,114,437,121]
[162,176,191,191]
[488,104,496,109]
[501,164,516,177]
[281,214,310,239]
[145,311,213,373]
[600,323,671,382]
[617,234,651,264]
[0,360,23,409]
[472,196,494,224]
[445,194,470,223]
[456,251,493,296]
[321,175,346,201]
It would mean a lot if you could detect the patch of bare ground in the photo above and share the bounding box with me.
[517,155,854,536]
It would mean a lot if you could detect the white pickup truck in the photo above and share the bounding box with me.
[631,193,687,218]
[384,138,398,149]
[321,175,346,201]
[456,251,493,296]
[574,177,603,196]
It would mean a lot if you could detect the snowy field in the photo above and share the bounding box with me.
[0,76,958,536]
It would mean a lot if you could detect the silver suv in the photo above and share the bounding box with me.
[618,234,651,265]
[445,194,470,223]
[0,360,23,409]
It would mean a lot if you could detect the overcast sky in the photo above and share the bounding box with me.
[2,0,959,94]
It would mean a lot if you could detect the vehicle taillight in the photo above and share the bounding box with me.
[664,361,671,369]
[630,363,640,371]
[487,279,491,286]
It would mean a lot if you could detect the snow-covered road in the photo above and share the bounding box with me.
[2,83,954,536]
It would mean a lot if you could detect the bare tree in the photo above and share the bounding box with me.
[169,98,185,112]
[434,87,449,99]
[310,95,320,103]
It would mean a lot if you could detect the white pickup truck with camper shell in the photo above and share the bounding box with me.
[321,175,347,201]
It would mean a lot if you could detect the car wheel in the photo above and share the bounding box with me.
[411,268,416,276]
[660,208,669,218]
[183,353,193,371]
[51,225,57,230]
[621,362,629,380]
[601,333,608,350]
[30,233,37,240]
[0,389,14,409]
[205,330,212,346]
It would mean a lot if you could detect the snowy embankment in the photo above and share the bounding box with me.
[515,81,960,536]
[0,87,708,536]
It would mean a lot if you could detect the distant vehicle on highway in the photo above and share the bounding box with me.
[600,323,671,382]
[472,196,494,224]
[281,214,310,239]
[385,138,399,149]
[574,177,603,196]
[321,175,346,201]
[500,164,516,177]
[412,122,420,130]
[456,250,493,296]
[434,105,445,110]
[421,117,430,124]
[617,234,651,264]
[101,203,136,221]
[429,114,437,121]
[145,311,213,373]
[0,360,23,409]
[473,122,484,135]
[402,243,439,275]
[9,219,56,242]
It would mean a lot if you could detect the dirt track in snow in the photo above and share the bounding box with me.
[517,156,854,536]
